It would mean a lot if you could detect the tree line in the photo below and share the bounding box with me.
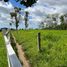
[39,14,67,30]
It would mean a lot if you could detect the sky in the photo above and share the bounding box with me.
[25,0,67,24]
[0,0,67,29]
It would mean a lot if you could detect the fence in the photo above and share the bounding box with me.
[2,29,22,67]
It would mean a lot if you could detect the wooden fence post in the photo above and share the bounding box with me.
[37,32,41,52]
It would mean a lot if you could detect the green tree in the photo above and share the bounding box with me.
[4,0,9,2]
[24,11,29,30]
[39,22,44,29]
[60,15,65,29]
[16,0,37,7]
[52,17,57,29]
[10,7,21,30]
[60,15,64,24]
[4,0,37,7]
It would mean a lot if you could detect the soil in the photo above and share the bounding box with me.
[12,34,30,67]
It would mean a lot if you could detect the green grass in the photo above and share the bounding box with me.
[13,30,67,67]
[0,32,8,67]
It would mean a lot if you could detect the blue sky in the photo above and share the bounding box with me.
[9,0,44,29]
[0,0,39,29]
[9,0,26,9]
[0,0,67,29]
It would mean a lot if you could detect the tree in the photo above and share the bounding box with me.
[10,7,21,30]
[24,11,29,30]
[60,15,64,24]
[16,0,37,7]
[59,15,67,30]
[39,22,44,29]
[4,0,37,7]
[4,0,37,30]
[4,0,9,2]
[52,17,57,29]
[60,15,64,29]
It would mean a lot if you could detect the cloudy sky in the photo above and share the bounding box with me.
[0,0,67,29]
[25,0,67,28]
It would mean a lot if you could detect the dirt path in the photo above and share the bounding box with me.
[12,35,30,67]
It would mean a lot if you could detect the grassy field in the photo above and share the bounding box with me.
[13,30,67,67]
[0,32,8,67]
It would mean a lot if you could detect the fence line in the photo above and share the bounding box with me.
[2,29,22,67]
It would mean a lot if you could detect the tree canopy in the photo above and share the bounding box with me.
[4,0,37,7]
[4,0,9,2]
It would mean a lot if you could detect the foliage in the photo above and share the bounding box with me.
[4,0,37,7]
[4,0,9,2]
[53,23,67,30]
[10,7,21,30]
[60,15,64,24]
[24,11,29,30]
[16,0,37,7]
[13,30,67,67]
[52,17,56,21]
[39,22,45,29]
[0,32,8,67]
[44,23,67,30]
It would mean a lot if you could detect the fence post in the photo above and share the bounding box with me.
[37,32,41,52]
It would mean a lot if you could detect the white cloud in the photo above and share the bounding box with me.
[0,0,67,29]
[0,1,14,12]
[37,0,67,6]
[0,1,14,28]
[24,0,67,27]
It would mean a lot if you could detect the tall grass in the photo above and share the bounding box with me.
[0,32,8,67]
[13,30,67,67]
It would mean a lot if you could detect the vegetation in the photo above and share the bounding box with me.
[13,30,67,67]
[44,23,67,30]
[4,0,37,7]
[24,11,29,30]
[10,7,21,30]
[16,0,37,7]
[0,32,8,67]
